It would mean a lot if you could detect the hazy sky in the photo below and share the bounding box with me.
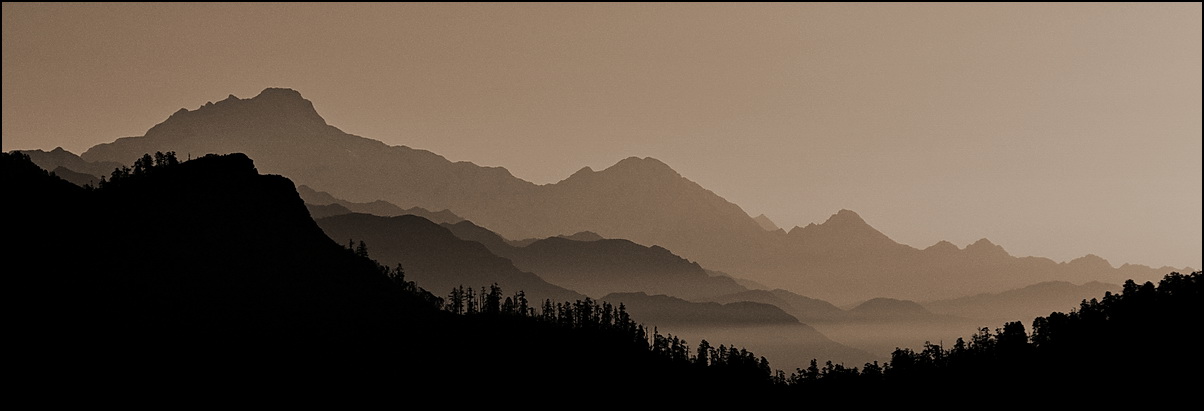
[4,3,1200,269]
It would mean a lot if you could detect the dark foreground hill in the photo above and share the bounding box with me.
[2,151,779,393]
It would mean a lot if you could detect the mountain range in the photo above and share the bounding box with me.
[298,184,463,223]
[442,219,747,300]
[31,87,1186,303]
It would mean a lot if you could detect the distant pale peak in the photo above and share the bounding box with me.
[573,156,685,184]
[1068,254,1114,270]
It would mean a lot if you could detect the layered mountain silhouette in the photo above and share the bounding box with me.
[601,292,798,326]
[73,88,1188,302]
[305,202,355,219]
[442,219,747,300]
[314,213,584,303]
[601,291,874,369]
[922,280,1121,323]
[50,166,100,187]
[9,151,818,392]
[298,184,463,223]
[510,231,607,247]
[20,146,121,178]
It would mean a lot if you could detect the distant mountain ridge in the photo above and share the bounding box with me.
[19,147,121,178]
[442,219,748,300]
[315,213,585,303]
[298,185,463,223]
[73,88,1189,302]
[601,292,798,326]
[923,280,1122,323]
[699,289,845,322]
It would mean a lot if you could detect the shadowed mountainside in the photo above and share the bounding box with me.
[75,88,1187,303]
[315,213,584,303]
[306,202,355,219]
[50,166,100,187]
[298,184,463,223]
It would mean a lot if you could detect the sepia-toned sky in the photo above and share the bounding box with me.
[4,3,1200,269]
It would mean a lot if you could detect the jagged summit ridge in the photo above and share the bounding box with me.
[153,87,328,136]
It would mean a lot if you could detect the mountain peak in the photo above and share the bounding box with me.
[787,209,899,250]
[607,156,679,175]
[1067,254,1113,270]
[823,209,867,226]
[965,238,1010,257]
[254,87,306,101]
[146,87,328,139]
